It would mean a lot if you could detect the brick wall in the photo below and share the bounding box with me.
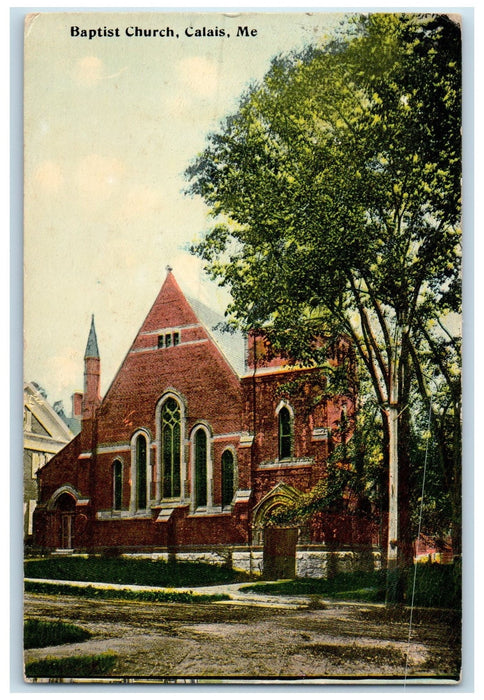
[32,272,363,553]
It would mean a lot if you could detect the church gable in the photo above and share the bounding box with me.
[135,268,200,341]
[97,269,243,445]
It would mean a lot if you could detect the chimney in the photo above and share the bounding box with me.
[71,392,83,420]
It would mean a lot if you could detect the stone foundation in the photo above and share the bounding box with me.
[232,547,264,577]
[120,545,381,579]
[296,546,381,579]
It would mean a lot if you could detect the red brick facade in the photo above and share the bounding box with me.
[33,270,377,557]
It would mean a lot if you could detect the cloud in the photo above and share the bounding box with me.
[165,93,194,121]
[118,184,165,220]
[169,251,231,314]
[176,56,219,98]
[46,348,83,397]
[33,160,63,193]
[76,154,126,200]
[73,55,105,87]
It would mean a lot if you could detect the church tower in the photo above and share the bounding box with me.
[82,314,101,421]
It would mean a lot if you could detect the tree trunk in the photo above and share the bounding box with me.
[397,404,413,567]
[387,404,399,569]
[397,357,413,570]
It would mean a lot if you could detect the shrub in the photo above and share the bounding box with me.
[24,619,91,649]
[25,653,116,678]
[408,561,461,609]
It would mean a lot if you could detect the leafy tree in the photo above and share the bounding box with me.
[186,13,462,572]
[408,330,462,552]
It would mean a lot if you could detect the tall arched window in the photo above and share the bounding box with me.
[194,428,208,508]
[221,450,234,508]
[162,397,181,499]
[113,459,123,511]
[278,406,292,459]
[136,435,147,510]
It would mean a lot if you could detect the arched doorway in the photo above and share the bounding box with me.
[55,492,77,549]
[251,483,300,580]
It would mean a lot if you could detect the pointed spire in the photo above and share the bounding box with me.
[84,314,100,359]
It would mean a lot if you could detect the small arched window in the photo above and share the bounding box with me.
[279,406,292,460]
[113,459,123,511]
[194,428,208,508]
[221,450,234,508]
[136,435,147,510]
[162,398,181,499]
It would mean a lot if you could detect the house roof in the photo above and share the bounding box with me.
[186,295,245,377]
[24,382,74,446]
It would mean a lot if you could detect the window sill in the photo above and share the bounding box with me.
[151,501,186,510]
[96,510,151,520]
[187,506,233,517]
[257,458,314,470]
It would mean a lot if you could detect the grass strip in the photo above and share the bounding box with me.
[24,556,248,587]
[240,563,461,609]
[25,652,116,678]
[24,618,91,649]
[240,571,385,599]
[25,579,229,604]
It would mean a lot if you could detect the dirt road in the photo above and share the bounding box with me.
[24,592,461,684]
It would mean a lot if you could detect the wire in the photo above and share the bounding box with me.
[403,399,433,686]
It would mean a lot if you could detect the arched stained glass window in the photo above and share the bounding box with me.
[221,450,234,508]
[194,428,207,508]
[279,406,292,460]
[113,459,122,511]
[162,398,181,499]
[136,435,147,510]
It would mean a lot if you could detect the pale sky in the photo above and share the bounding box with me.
[24,10,345,410]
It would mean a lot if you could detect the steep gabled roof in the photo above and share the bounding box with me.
[97,269,244,443]
[138,268,199,334]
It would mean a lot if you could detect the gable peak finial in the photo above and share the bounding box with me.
[166,264,173,275]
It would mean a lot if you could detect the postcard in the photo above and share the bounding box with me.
[22,10,463,684]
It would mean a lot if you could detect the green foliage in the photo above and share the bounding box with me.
[242,570,386,600]
[265,477,331,526]
[187,14,461,341]
[25,653,117,679]
[186,12,462,554]
[241,561,461,608]
[408,392,455,538]
[24,580,230,604]
[24,618,91,650]
[24,556,247,587]
[267,387,385,526]
[410,560,461,609]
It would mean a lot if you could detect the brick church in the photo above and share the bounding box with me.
[33,268,380,577]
